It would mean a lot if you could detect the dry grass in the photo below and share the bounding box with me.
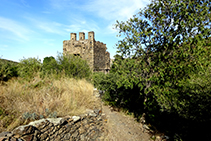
[0,74,98,132]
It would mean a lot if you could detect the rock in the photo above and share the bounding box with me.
[0,88,104,141]
[94,109,101,115]
[72,131,79,138]
[89,113,97,117]
[46,118,63,125]
[28,119,48,128]
[40,133,48,140]
[0,137,6,141]
[161,135,170,140]
[0,132,12,138]
[12,125,35,135]
[59,118,68,126]
[22,134,33,141]
[10,137,19,141]
[72,116,80,122]
[86,109,94,114]
[143,124,150,130]
[63,133,71,140]
[98,90,104,94]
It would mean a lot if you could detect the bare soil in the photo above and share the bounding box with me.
[100,104,152,141]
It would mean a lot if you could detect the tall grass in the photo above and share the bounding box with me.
[0,73,98,132]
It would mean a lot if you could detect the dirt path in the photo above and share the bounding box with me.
[99,104,152,141]
[92,89,154,141]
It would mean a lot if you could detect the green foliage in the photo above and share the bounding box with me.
[17,57,42,80]
[175,66,211,122]
[0,59,18,81]
[42,56,58,75]
[114,0,211,117]
[92,72,106,88]
[99,0,211,139]
[12,53,91,81]
[55,53,92,79]
[22,108,57,121]
[94,71,145,117]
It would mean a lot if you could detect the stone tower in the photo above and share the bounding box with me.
[63,31,110,73]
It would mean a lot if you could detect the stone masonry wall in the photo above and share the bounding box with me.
[0,91,107,141]
[94,41,106,71]
[63,32,110,72]
[105,52,110,70]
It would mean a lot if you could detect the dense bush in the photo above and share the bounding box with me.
[17,57,42,80]
[42,56,58,75]
[55,53,92,79]
[92,72,106,88]
[94,0,211,140]
[0,59,18,81]
[0,52,92,82]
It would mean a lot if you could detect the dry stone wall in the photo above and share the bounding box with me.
[0,90,106,141]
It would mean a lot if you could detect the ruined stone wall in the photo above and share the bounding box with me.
[0,109,105,141]
[0,90,107,141]
[105,52,110,70]
[63,39,94,69]
[94,41,106,71]
[63,32,110,72]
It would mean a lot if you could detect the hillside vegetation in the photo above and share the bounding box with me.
[0,53,97,132]
[94,0,211,140]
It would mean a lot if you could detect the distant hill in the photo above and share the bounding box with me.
[0,58,18,64]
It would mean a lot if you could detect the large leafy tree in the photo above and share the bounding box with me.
[114,0,211,120]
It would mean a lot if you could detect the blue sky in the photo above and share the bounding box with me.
[0,0,149,62]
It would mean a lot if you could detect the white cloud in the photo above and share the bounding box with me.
[0,45,8,51]
[0,17,32,41]
[64,18,100,34]
[38,22,65,35]
[25,17,66,35]
[42,11,52,14]
[83,0,150,21]
[106,23,118,34]
[20,0,30,8]
[47,0,149,21]
[48,0,76,10]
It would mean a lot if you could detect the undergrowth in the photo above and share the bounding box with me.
[0,72,97,132]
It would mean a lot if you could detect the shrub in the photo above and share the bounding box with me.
[0,59,18,82]
[42,56,58,76]
[17,57,42,80]
[92,72,106,88]
[56,53,92,79]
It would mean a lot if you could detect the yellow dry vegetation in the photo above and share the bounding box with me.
[0,74,98,132]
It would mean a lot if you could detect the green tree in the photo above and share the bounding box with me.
[115,0,211,119]
[56,53,92,79]
[17,57,42,80]
[93,0,210,139]
[42,56,58,74]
